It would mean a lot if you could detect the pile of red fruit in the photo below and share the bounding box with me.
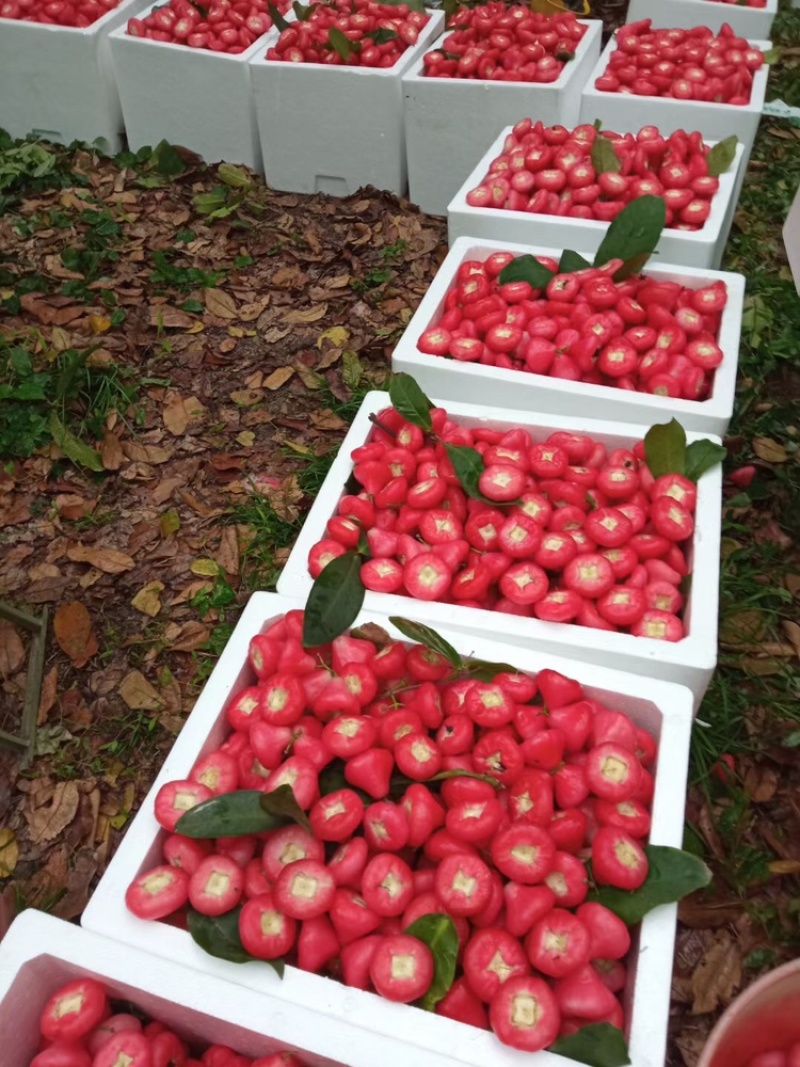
[415,252,727,399]
[422,4,586,82]
[127,0,290,53]
[265,0,429,67]
[1,0,117,26]
[466,121,725,230]
[30,974,305,1066]
[308,405,698,637]
[594,21,764,103]
[127,611,659,1052]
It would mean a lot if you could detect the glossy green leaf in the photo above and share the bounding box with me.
[151,140,186,177]
[644,418,687,478]
[267,2,291,30]
[329,26,360,58]
[591,134,622,174]
[498,254,554,290]
[549,1023,630,1067]
[388,372,433,432]
[187,907,284,975]
[559,249,592,273]
[388,617,462,667]
[444,443,498,503]
[365,26,398,42]
[292,0,316,19]
[593,195,666,278]
[404,913,459,1011]
[303,552,365,648]
[588,845,712,925]
[176,790,289,838]
[685,439,727,482]
[706,135,738,178]
[260,784,312,833]
[466,658,522,681]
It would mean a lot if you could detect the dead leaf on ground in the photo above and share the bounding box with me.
[101,432,124,471]
[53,601,98,668]
[66,542,135,573]
[118,670,161,711]
[52,848,98,921]
[752,437,789,463]
[0,829,19,878]
[0,620,25,676]
[148,305,196,329]
[204,288,237,319]
[263,367,295,390]
[122,441,174,465]
[169,621,211,653]
[55,494,96,521]
[25,781,80,844]
[781,619,800,656]
[163,394,206,436]
[690,935,742,1015]
[37,666,58,725]
[282,304,327,325]
[214,526,240,575]
[131,581,165,617]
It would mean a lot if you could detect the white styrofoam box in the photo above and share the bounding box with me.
[277,394,722,706]
[402,19,603,216]
[626,0,776,44]
[0,0,150,151]
[391,236,744,437]
[580,36,771,155]
[83,589,693,1067]
[249,12,444,197]
[447,126,746,271]
[0,910,374,1067]
[108,10,279,171]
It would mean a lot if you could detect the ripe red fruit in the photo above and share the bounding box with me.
[189,854,244,916]
[370,934,434,1002]
[126,864,190,920]
[361,853,415,917]
[576,902,631,959]
[239,893,297,959]
[435,852,494,916]
[40,978,108,1044]
[491,824,556,884]
[489,974,561,1052]
[154,780,213,832]
[526,907,591,977]
[274,858,335,919]
[463,927,530,1003]
[585,743,643,800]
[436,976,490,1030]
[592,826,649,889]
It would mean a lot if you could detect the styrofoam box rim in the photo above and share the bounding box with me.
[107,0,281,60]
[0,0,144,35]
[581,34,772,114]
[0,910,432,1067]
[249,8,445,74]
[83,590,693,1067]
[391,235,745,428]
[401,17,602,88]
[277,391,722,674]
[447,125,745,253]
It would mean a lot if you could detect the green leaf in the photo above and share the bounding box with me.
[260,784,312,833]
[49,412,103,472]
[644,418,687,479]
[388,617,462,667]
[684,439,726,482]
[588,845,712,925]
[466,658,521,681]
[217,163,252,190]
[303,551,365,648]
[559,249,592,273]
[192,188,228,216]
[329,26,360,59]
[431,769,501,788]
[176,790,290,838]
[593,195,666,279]
[388,372,433,433]
[404,913,459,1011]
[381,0,424,10]
[365,26,398,43]
[706,135,738,178]
[444,443,496,503]
[591,134,622,174]
[292,0,314,18]
[762,46,780,64]
[549,1023,631,1067]
[150,140,186,177]
[498,254,554,290]
[268,2,291,29]
[187,907,284,976]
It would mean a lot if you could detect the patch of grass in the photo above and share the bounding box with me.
[149,249,225,295]
[229,492,301,591]
[296,447,338,498]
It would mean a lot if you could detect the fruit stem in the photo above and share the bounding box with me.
[368,413,398,439]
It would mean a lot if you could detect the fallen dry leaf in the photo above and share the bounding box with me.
[25,781,80,844]
[0,829,19,878]
[264,366,295,390]
[118,670,161,711]
[131,581,165,617]
[690,936,742,1015]
[122,441,174,465]
[55,494,95,521]
[752,437,788,463]
[148,305,196,329]
[236,431,255,447]
[215,526,240,575]
[781,619,800,656]
[66,542,135,574]
[101,432,124,471]
[190,558,220,577]
[53,601,98,668]
[163,394,206,436]
[229,389,262,406]
[282,304,327,325]
[37,666,58,725]
[317,325,350,349]
[204,288,238,319]
[170,621,211,652]
[0,620,25,676]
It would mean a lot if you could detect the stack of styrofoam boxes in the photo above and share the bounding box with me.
[391,236,745,436]
[0,910,417,1067]
[249,12,444,195]
[626,0,776,41]
[0,0,150,151]
[82,591,694,1067]
[274,399,723,711]
[447,126,747,271]
[108,13,284,171]
[401,19,603,216]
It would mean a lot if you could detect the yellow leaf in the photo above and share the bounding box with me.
[228,326,246,337]
[284,440,312,455]
[317,325,350,349]
[50,326,72,351]
[131,581,165,617]
[752,437,788,463]
[160,509,181,537]
[185,321,205,334]
[264,367,295,390]
[191,558,220,577]
[204,288,238,320]
[88,314,112,335]
[0,828,19,878]
[237,431,255,447]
